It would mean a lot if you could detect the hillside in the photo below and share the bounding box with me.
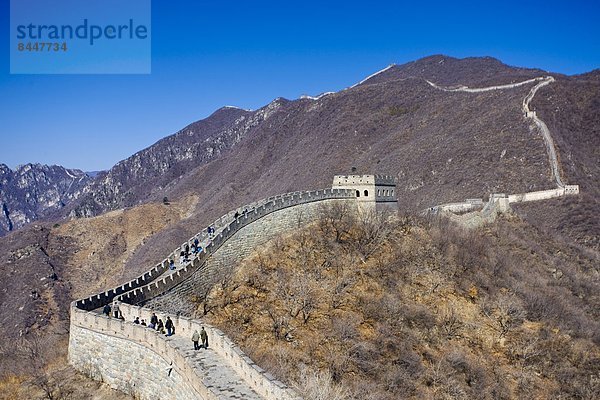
[201,210,600,399]
[0,163,91,236]
[0,195,199,399]
[0,55,598,399]
[515,70,600,249]
[120,58,570,276]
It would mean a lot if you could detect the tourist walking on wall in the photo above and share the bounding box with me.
[208,226,215,239]
[165,316,174,336]
[200,327,209,349]
[150,313,158,327]
[169,259,175,271]
[157,319,165,334]
[112,301,120,319]
[102,303,111,317]
[192,330,200,350]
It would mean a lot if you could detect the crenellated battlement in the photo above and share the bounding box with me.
[69,181,368,400]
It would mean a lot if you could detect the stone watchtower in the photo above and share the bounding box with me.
[332,174,398,211]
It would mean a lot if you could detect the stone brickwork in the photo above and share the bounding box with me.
[69,325,202,400]
[508,185,580,203]
[145,198,351,315]
[69,183,371,400]
[426,185,580,218]
[332,174,397,208]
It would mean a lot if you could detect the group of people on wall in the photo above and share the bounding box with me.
[133,313,175,336]
[101,302,209,350]
[101,303,175,336]
[170,227,215,271]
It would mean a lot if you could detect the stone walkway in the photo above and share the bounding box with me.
[167,334,263,399]
[425,75,565,188]
[158,217,236,280]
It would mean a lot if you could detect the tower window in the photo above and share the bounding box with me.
[356,190,360,197]
[364,190,369,196]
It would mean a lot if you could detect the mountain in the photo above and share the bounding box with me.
[66,106,255,218]
[0,163,91,236]
[361,54,551,87]
[68,55,558,223]
[26,54,595,273]
[0,54,598,398]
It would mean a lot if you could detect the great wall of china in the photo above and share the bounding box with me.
[69,176,397,400]
[68,74,580,399]
[424,75,579,222]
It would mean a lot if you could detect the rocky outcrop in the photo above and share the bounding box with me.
[0,163,91,235]
[68,106,261,218]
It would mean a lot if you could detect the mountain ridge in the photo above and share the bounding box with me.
[1,54,598,399]
[1,55,593,237]
[0,163,91,235]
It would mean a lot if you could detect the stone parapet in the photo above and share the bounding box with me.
[70,185,356,399]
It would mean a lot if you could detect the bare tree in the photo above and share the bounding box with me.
[480,293,525,338]
[294,364,349,400]
[16,335,74,400]
[440,307,464,339]
[351,210,392,262]
[318,202,355,243]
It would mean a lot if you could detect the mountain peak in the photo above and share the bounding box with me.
[356,54,546,87]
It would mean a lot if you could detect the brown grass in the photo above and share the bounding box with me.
[201,208,600,399]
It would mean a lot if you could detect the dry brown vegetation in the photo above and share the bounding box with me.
[0,196,198,400]
[202,205,600,399]
[0,334,131,400]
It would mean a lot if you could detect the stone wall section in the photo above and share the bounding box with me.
[70,187,356,400]
[69,308,219,400]
[508,185,579,203]
[145,198,350,314]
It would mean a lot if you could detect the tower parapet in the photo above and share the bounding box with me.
[332,174,397,210]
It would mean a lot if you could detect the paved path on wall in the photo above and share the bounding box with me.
[158,221,232,279]
[168,334,263,399]
[425,76,565,188]
[521,77,564,187]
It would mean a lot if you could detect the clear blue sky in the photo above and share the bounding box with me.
[1,0,598,171]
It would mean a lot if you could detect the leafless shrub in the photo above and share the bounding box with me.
[351,210,392,262]
[402,303,436,331]
[328,271,356,311]
[293,364,349,400]
[263,307,293,341]
[284,273,316,324]
[480,293,525,338]
[348,342,380,377]
[318,202,355,243]
[331,315,359,341]
[440,307,464,339]
[382,365,417,396]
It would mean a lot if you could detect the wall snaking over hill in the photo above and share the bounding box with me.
[145,198,352,315]
[69,187,357,400]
